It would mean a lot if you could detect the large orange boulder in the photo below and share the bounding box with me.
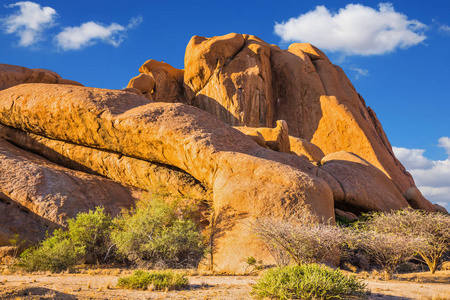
[0,83,334,272]
[127,73,155,100]
[319,151,410,212]
[138,59,185,103]
[182,33,418,197]
[0,64,82,91]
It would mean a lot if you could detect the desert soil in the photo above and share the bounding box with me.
[0,270,449,300]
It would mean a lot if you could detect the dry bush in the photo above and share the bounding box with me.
[358,209,450,274]
[353,230,425,279]
[251,205,347,266]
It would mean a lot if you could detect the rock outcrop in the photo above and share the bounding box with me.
[181,33,416,196]
[320,151,410,212]
[0,64,82,91]
[138,60,185,103]
[0,83,334,272]
[0,33,439,272]
[403,187,436,212]
[0,124,209,200]
[0,138,140,233]
[289,136,325,162]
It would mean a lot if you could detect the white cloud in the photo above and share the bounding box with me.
[55,21,125,50]
[393,138,450,208]
[392,147,433,170]
[1,1,57,46]
[351,67,369,79]
[274,3,427,56]
[127,16,143,29]
[438,137,450,155]
[55,17,141,51]
[439,24,450,33]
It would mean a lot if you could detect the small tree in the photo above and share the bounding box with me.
[252,205,347,266]
[358,209,450,274]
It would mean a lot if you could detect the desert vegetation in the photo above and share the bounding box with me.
[252,264,368,300]
[355,209,450,274]
[6,198,449,299]
[18,192,206,272]
[252,206,450,280]
[117,270,189,290]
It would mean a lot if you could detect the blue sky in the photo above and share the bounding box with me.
[1,1,449,207]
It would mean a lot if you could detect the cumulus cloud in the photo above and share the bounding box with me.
[274,3,427,56]
[438,137,450,155]
[55,22,126,50]
[393,138,450,208]
[1,1,57,46]
[55,17,141,50]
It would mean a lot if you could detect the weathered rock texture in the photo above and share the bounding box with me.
[0,124,209,200]
[0,138,139,232]
[0,83,334,272]
[0,191,52,247]
[0,64,82,91]
[0,33,438,272]
[181,33,417,197]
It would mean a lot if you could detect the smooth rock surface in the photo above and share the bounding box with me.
[139,60,185,103]
[289,136,325,162]
[320,151,410,212]
[0,64,82,91]
[403,187,436,212]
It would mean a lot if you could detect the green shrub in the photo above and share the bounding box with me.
[19,229,84,272]
[67,207,114,264]
[117,270,189,290]
[18,207,113,271]
[253,264,368,300]
[111,193,205,268]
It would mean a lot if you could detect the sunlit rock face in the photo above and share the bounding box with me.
[0,34,435,273]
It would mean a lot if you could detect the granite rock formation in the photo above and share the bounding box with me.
[0,33,438,272]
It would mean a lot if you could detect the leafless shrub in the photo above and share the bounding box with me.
[353,230,426,279]
[358,209,450,274]
[251,205,347,266]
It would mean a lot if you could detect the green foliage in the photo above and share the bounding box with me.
[67,207,114,264]
[117,270,189,290]
[253,264,368,300]
[18,207,112,271]
[19,229,84,272]
[111,193,205,268]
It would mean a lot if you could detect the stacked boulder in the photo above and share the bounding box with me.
[0,33,438,272]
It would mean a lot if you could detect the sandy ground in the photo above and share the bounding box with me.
[0,270,449,299]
